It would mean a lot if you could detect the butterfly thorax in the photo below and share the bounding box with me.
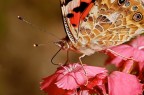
[61,0,144,55]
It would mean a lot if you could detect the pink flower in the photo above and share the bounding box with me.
[40,73,76,95]
[40,63,107,95]
[77,89,90,95]
[108,71,143,95]
[106,36,144,73]
[76,72,108,95]
[86,73,108,94]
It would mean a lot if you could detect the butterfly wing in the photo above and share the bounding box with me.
[78,0,144,51]
[60,0,95,44]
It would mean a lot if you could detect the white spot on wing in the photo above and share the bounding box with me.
[61,0,80,15]
[108,12,120,23]
[110,0,115,3]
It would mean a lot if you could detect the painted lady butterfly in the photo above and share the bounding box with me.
[56,0,144,59]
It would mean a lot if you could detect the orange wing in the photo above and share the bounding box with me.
[60,0,95,44]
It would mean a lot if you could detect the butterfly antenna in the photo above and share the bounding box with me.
[33,43,62,65]
[18,16,33,26]
[33,43,52,47]
[17,16,60,40]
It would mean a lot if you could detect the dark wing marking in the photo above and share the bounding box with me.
[60,0,96,43]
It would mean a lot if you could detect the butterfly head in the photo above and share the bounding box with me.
[54,37,70,50]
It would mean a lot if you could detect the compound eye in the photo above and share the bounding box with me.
[118,0,126,5]
[133,12,143,22]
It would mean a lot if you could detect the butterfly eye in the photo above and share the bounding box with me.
[118,0,126,5]
[133,12,143,22]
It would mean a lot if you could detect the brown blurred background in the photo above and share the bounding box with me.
[0,0,109,95]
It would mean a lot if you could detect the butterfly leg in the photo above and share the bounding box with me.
[51,48,70,65]
[79,54,89,85]
[51,48,62,65]
[106,48,135,61]
[64,51,70,65]
[79,54,87,74]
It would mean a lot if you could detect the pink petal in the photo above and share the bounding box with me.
[55,64,87,90]
[56,72,87,90]
[56,63,107,90]
[106,45,134,67]
[130,36,144,48]
[138,62,144,71]
[56,74,78,90]
[110,45,134,58]
[87,73,107,89]
[106,56,123,67]
[122,60,134,73]
[40,63,108,94]
[113,36,144,62]
[74,71,88,85]
[83,66,108,78]
[132,49,144,62]
[106,36,144,70]
[108,71,143,95]
[86,73,107,94]
[40,74,70,95]
[78,90,90,95]
[40,74,58,91]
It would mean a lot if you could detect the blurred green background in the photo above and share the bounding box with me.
[0,0,108,95]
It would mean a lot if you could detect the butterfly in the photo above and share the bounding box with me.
[55,0,144,63]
